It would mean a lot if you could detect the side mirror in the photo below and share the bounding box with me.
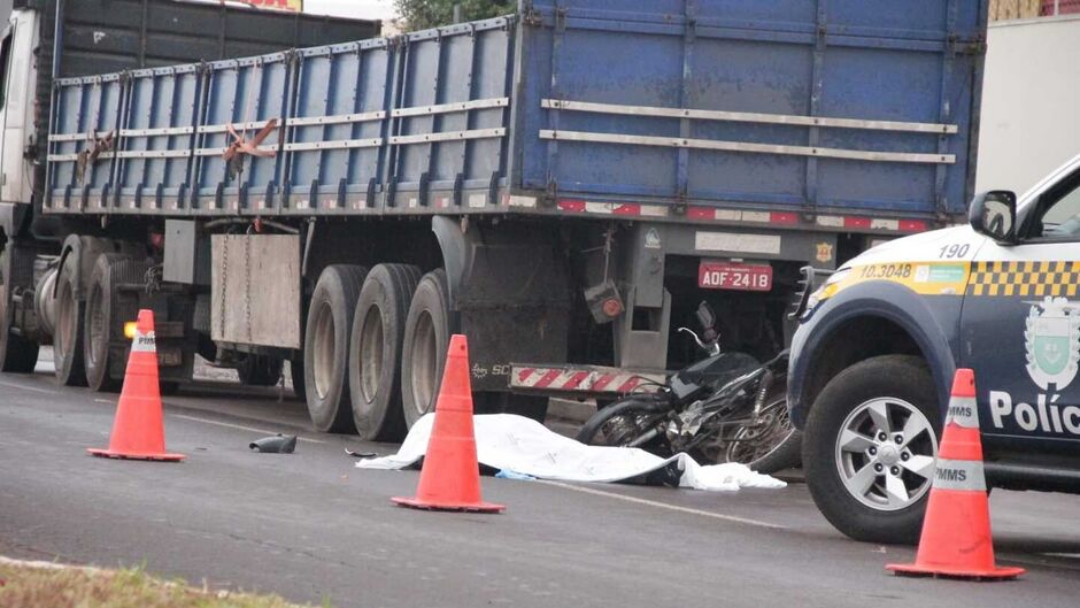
[969,190,1018,244]
[695,301,716,332]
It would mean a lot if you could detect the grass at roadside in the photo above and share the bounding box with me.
[0,559,333,608]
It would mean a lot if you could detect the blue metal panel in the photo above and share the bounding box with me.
[45,1,987,223]
[47,74,125,211]
[283,40,393,212]
[191,53,290,212]
[114,66,201,211]
[385,19,513,208]
[520,0,986,219]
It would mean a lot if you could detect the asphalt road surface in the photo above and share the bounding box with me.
[3,361,1080,608]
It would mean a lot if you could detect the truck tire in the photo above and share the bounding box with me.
[238,355,283,387]
[401,269,451,429]
[83,253,132,392]
[803,355,940,544]
[349,263,421,441]
[0,250,39,373]
[304,264,368,433]
[54,253,88,386]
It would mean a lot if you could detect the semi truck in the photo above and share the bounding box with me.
[0,0,988,441]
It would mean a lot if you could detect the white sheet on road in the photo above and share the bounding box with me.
[356,413,786,492]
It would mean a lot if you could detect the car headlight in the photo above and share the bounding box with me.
[804,268,851,314]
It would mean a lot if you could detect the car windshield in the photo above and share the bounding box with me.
[1018,152,1080,212]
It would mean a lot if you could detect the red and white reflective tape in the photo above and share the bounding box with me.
[498,194,929,234]
[512,366,663,394]
[812,215,928,232]
[687,207,927,233]
[557,200,668,217]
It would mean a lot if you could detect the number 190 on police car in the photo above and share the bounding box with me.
[698,261,773,292]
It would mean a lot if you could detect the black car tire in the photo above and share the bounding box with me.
[803,355,940,544]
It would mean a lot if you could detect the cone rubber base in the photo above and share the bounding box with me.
[88,448,185,462]
[886,563,1025,580]
[392,496,504,513]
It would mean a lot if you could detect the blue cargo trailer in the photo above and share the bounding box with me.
[6,0,989,440]
[47,0,983,224]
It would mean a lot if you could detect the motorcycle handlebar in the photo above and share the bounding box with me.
[677,327,721,356]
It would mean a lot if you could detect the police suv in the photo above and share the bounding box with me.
[788,153,1080,543]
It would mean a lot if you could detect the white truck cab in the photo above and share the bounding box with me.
[0,7,39,207]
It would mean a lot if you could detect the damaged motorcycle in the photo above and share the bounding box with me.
[576,302,801,474]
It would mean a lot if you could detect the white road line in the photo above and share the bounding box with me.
[539,480,786,530]
[172,414,325,444]
[0,379,57,395]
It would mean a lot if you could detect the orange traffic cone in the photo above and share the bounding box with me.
[88,309,185,462]
[392,334,504,513]
[887,369,1021,579]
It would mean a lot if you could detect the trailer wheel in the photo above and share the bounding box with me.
[85,257,149,392]
[0,250,39,373]
[304,264,368,433]
[238,355,283,387]
[83,254,127,392]
[401,269,451,429]
[54,253,88,386]
[349,263,422,441]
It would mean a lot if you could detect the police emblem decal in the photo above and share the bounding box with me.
[1024,297,1080,391]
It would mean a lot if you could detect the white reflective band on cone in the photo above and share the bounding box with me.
[945,396,980,429]
[932,458,986,492]
[131,330,157,353]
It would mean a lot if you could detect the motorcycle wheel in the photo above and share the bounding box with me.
[575,396,670,454]
[721,386,802,474]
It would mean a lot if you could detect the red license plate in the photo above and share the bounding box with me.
[698,261,773,292]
